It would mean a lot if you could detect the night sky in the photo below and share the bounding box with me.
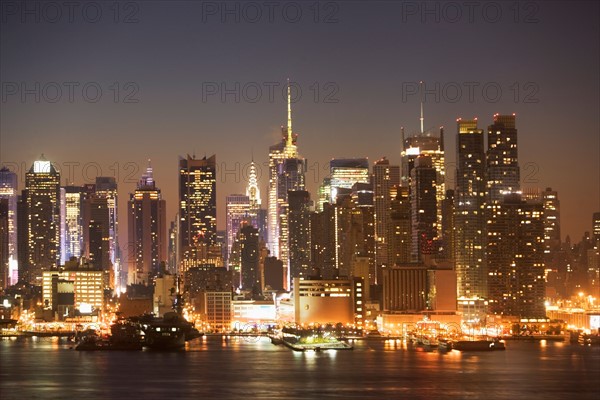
[1,0,598,243]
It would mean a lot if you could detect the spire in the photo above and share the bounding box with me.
[246,158,261,208]
[286,78,293,146]
[419,81,424,134]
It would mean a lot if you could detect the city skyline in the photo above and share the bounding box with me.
[1,1,598,244]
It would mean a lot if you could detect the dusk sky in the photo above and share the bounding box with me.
[1,0,598,243]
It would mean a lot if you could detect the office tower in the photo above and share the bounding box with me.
[127,162,167,284]
[267,82,306,286]
[454,119,487,320]
[410,155,437,262]
[288,190,311,280]
[0,199,8,288]
[487,194,545,318]
[541,188,561,255]
[329,158,370,203]
[168,220,178,274]
[264,256,284,291]
[350,182,375,280]
[0,167,18,284]
[60,185,86,264]
[226,194,251,267]
[95,177,118,263]
[310,203,336,279]
[389,185,411,266]
[18,158,61,284]
[401,123,445,238]
[245,159,268,242]
[372,158,401,267]
[440,189,456,260]
[240,225,260,296]
[88,196,110,272]
[179,154,218,271]
[487,114,520,203]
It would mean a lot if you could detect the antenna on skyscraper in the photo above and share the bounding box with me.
[287,78,293,146]
[419,81,424,134]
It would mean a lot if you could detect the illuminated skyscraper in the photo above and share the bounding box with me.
[0,167,18,284]
[60,185,85,264]
[179,154,217,271]
[329,158,369,203]
[267,81,306,288]
[541,188,561,255]
[372,157,400,267]
[440,189,456,260]
[454,119,487,320]
[19,158,61,284]
[593,212,600,244]
[288,190,311,280]
[226,194,251,271]
[389,185,411,266]
[410,155,437,262]
[401,122,445,239]
[487,114,520,203]
[127,162,167,284]
[0,199,8,288]
[487,194,545,318]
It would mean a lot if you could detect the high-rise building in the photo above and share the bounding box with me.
[372,158,401,267]
[350,182,375,280]
[401,125,445,238]
[267,82,306,287]
[60,185,86,264]
[410,155,437,262]
[288,190,311,280]
[389,185,411,267]
[541,188,561,255]
[0,167,18,284]
[440,189,456,260]
[127,162,167,285]
[487,114,520,203]
[19,158,61,284]
[330,158,370,203]
[487,194,545,318]
[226,194,251,268]
[240,225,260,295]
[454,119,487,319]
[0,199,8,288]
[179,154,217,272]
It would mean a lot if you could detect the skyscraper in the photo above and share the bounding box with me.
[240,224,260,295]
[372,158,400,267]
[454,119,487,320]
[92,177,119,288]
[440,189,456,260]
[226,194,251,270]
[593,212,600,244]
[401,123,445,240]
[389,185,411,267]
[487,194,545,318]
[179,154,217,272]
[267,81,306,288]
[329,158,370,203]
[487,114,520,203]
[288,190,311,280]
[410,155,437,262]
[0,167,18,284]
[127,162,167,284]
[60,185,86,264]
[19,158,61,284]
[542,188,561,255]
[0,199,8,288]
